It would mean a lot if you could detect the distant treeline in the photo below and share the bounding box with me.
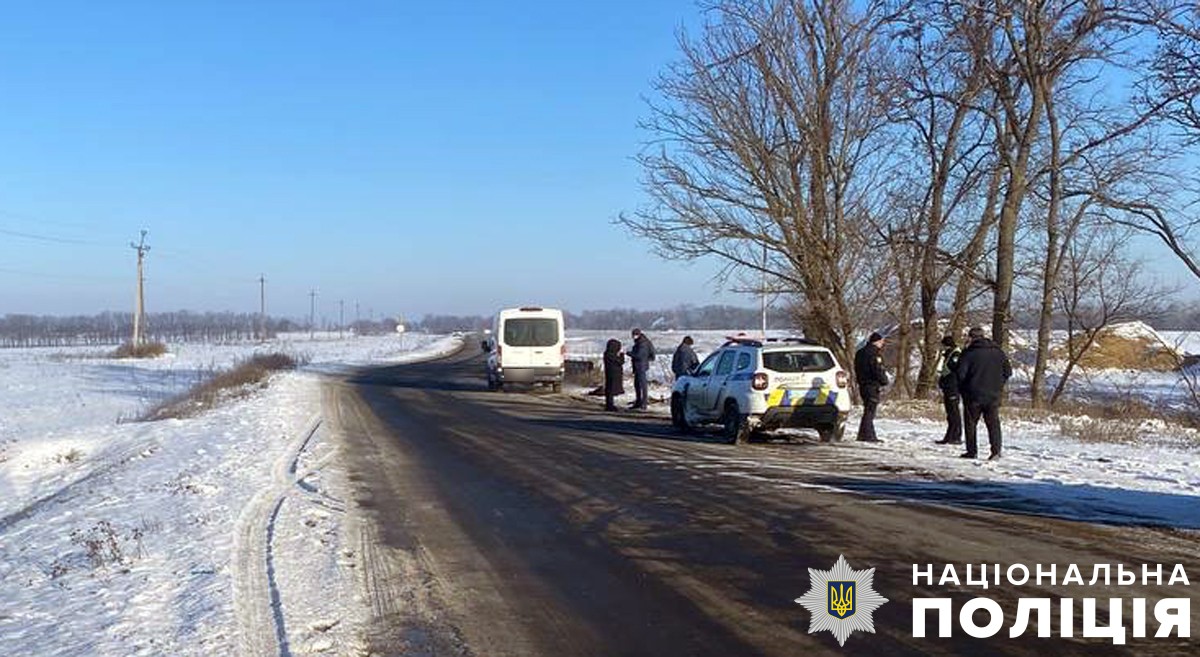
[415,305,777,333]
[0,311,283,348]
[4,301,1196,349]
[1152,303,1200,331]
[0,310,408,348]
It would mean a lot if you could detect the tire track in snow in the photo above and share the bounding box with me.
[232,414,323,657]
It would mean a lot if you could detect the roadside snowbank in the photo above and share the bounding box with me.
[0,333,460,657]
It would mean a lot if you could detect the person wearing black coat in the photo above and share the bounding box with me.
[853,331,889,443]
[955,327,1013,460]
[671,336,699,380]
[627,329,656,410]
[935,335,963,445]
[602,339,625,412]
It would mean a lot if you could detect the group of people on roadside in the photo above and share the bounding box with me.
[602,329,659,411]
[602,325,1012,459]
[602,331,700,412]
[855,326,1012,460]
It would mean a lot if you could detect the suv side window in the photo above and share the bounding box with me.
[736,351,753,371]
[715,351,736,376]
[694,353,718,377]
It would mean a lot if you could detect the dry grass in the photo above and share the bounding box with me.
[112,341,169,359]
[884,393,1197,446]
[139,352,300,421]
[878,398,944,422]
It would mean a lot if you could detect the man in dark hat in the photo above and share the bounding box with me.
[853,331,889,442]
[956,327,1012,460]
[935,334,963,445]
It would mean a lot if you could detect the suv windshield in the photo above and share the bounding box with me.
[503,318,559,347]
[762,350,834,373]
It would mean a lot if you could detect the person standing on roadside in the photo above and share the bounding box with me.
[956,326,1013,460]
[628,328,656,410]
[671,335,699,381]
[935,334,963,445]
[853,331,888,443]
[602,338,625,412]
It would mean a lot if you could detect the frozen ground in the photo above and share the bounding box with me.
[0,332,461,657]
[0,328,1197,656]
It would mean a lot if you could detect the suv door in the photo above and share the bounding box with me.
[683,353,717,415]
[701,350,739,414]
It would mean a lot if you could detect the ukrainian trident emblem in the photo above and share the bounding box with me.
[828,581,855,619]
[796,555,887,646]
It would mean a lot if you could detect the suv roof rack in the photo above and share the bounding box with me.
[773,337,821,346]
[722,335,822,348]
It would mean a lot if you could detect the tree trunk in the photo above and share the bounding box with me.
[1031,88,1062,409]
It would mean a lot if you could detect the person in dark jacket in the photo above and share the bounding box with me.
[956,327,1013,460]
[628,329,656,410]
[854,331,889,443]
[671,335,699,380]
[935,334,963,445]
[602,338,625,412]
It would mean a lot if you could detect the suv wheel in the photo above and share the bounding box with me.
[670,394,690,432]
[722,402,750,445]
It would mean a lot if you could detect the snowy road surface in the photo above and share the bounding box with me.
[330,346,1200,656]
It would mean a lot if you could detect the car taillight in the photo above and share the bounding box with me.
[496,345,502,359]
[752,372,769,390]
[836,371,848,388]
[561,343,567,357]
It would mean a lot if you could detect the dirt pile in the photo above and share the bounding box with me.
[1058,321,1179,371]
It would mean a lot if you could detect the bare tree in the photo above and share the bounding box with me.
[1049,228,1167,406]
[620,0,908,372]
[1109,2,1200,280]
[890,1,996,396]
[963,0,1163,353]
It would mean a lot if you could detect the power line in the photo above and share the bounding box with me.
[0,266,122,282]
[0,226,104,246]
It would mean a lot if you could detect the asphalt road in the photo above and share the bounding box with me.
[326,344,1200,657]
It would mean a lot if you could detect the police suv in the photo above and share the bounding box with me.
[670,336,851,444]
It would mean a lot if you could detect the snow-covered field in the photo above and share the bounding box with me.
[0,332,461,657]
[0,327,1197,655]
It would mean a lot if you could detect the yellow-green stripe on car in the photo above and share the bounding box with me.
[767,386,839,407]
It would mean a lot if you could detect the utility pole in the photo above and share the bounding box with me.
[339,299,345,339]
[130,230,150,346]
[309,290,317,339]
[258,275,267,342]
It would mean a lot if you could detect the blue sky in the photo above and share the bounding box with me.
[0,0,736,321]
